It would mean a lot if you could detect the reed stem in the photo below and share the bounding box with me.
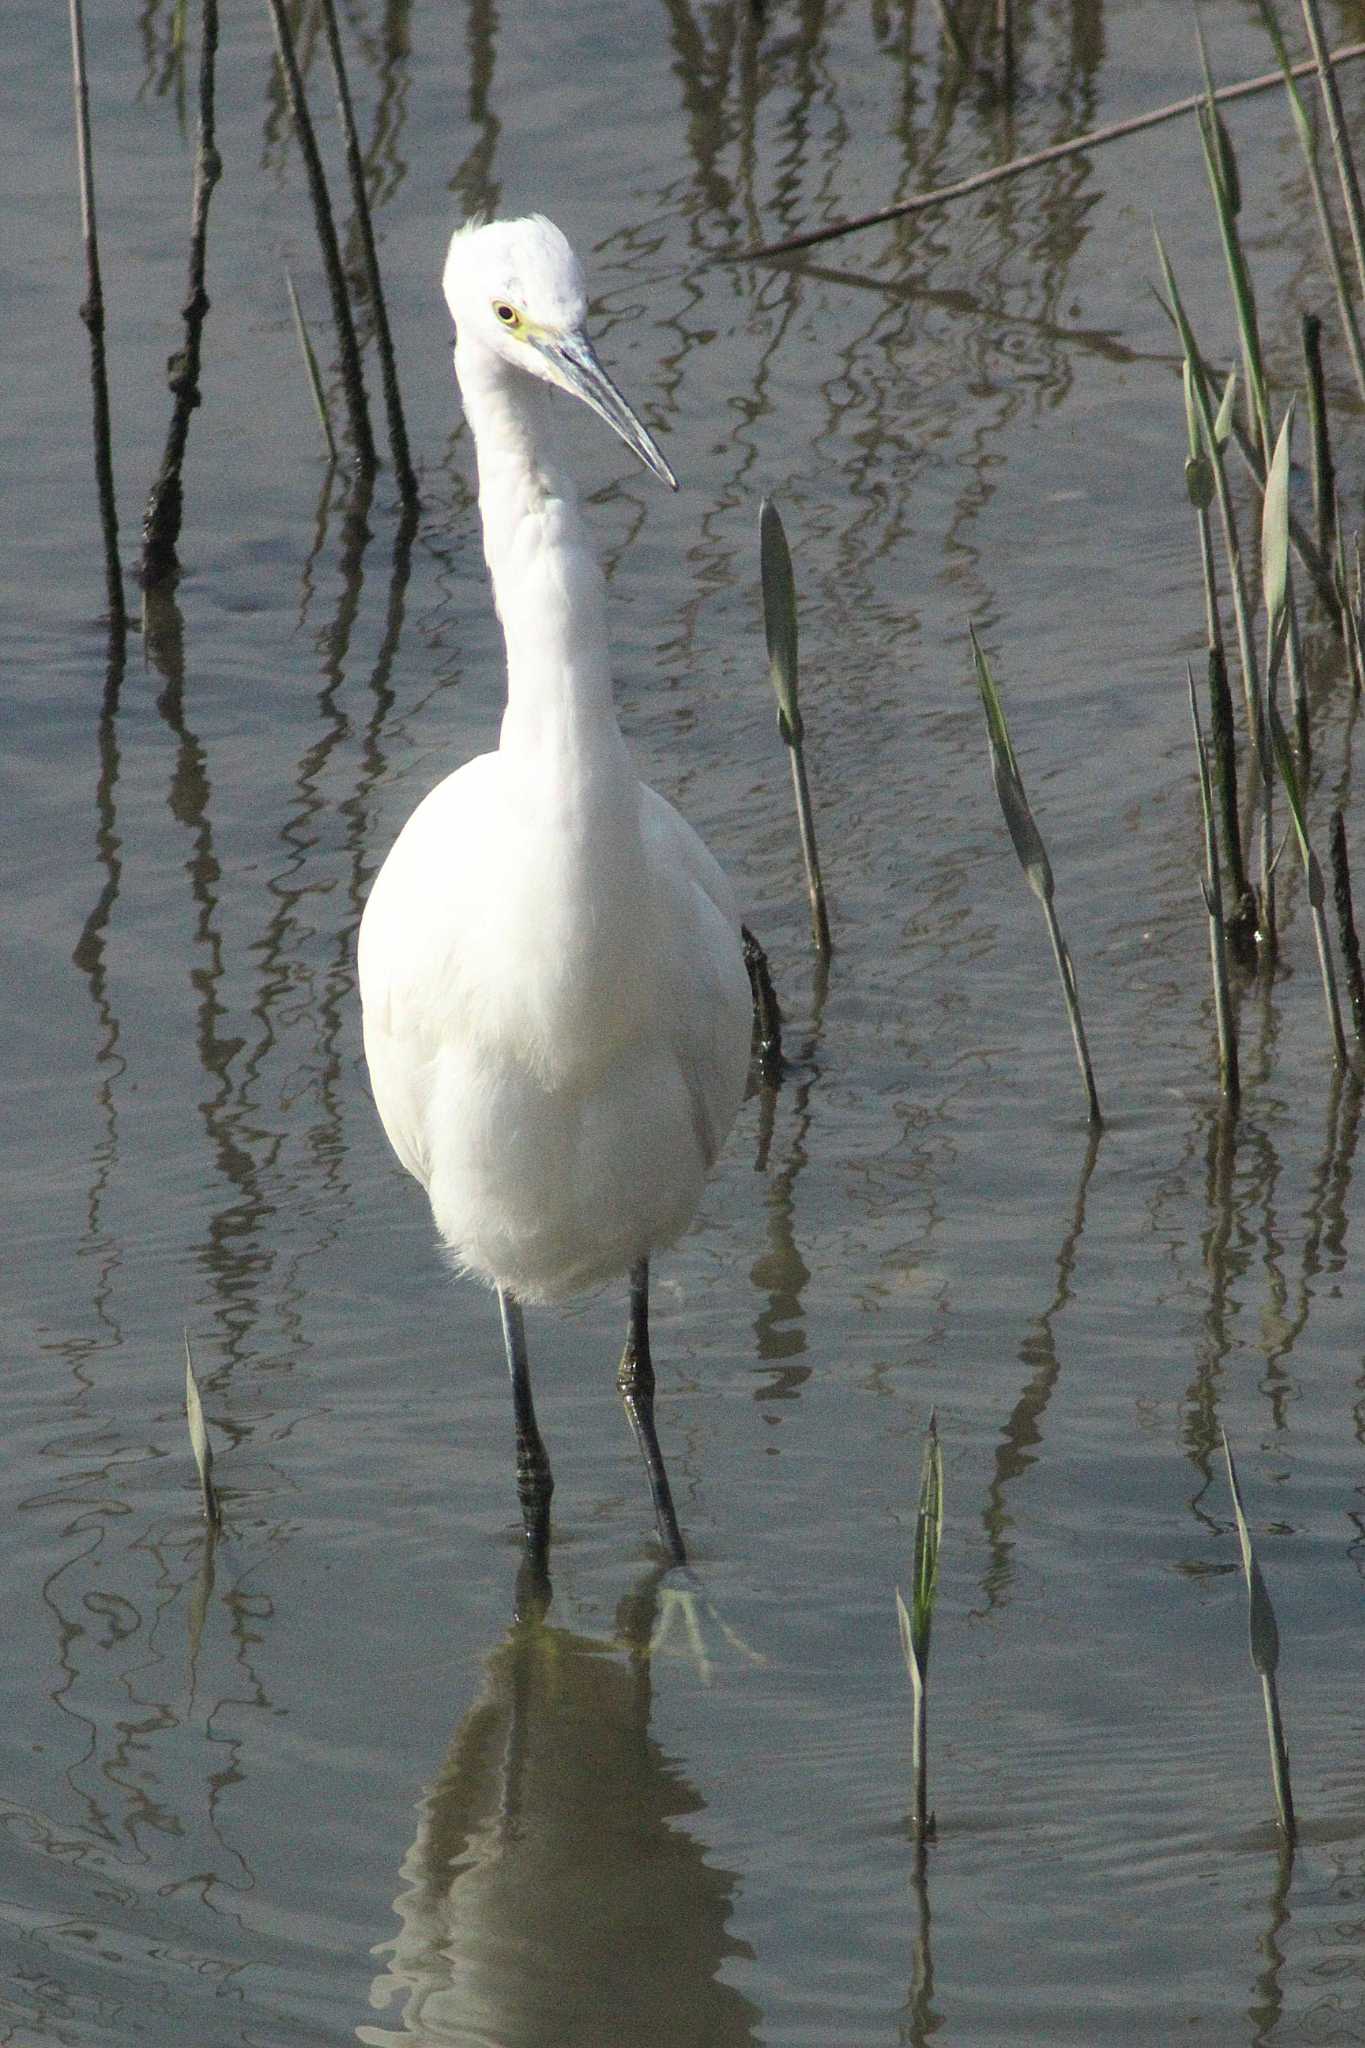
[1191,669,1241,1104]
[1329,810,1365,1043]
[264,0,377,475]
[315,0,417,504]
[141,0,222,592]
[1302,313,1335,565]
[68,0,125,634]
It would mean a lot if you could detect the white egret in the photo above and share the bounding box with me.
[358,216,751,1569]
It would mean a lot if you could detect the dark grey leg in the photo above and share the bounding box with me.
[498,1289,552,1563]
[617,1258,687,1566]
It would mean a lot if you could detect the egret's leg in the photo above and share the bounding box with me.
[498,1290,553,1560]
[617,1258,687,1566]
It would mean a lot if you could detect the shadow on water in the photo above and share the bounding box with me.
[358,1565,761,2048]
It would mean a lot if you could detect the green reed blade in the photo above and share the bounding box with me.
[969,625,1102,1123]
[286,267,338,461]
[1222,1430,1295,1836]
[1195,99,1269,455]
[184,1331,222,1528]
[1262,402,1295,639]
[1256,0,1365,405]
[760,498,831,955]
[1196,15,1242,215]
[910,1410,944,1672]
[898,1411,944,1842]
[1153,227,1264,749]
[1298,0,1365,331]
[969,625,1051,901]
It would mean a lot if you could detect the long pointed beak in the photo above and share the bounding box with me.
[533,330,678,491]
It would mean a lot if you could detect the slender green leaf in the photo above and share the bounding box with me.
[1222,1430,1296,1836]
[1268,700,1311,871]
[1262,402,1295,633]
[1195,17,1242,216]
[184,1331,222,1528]
[1254,0,1365,405]
[285,268,337,461]
[899,1412,944,1845]
[759,500,830,953]
[760,497,801,743]
[969,625,1054,904]
[1195,100,1268,451]
[1223,1431,1280,1678]
[896,1586,917,1686]
[1184,361,1214,509]
[910,1412,944,1668]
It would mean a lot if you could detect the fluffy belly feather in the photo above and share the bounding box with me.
[423,1038,712,1302]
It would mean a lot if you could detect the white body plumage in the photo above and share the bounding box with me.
[358,217,750,1308]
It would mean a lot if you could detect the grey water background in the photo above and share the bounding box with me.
[5,0,1365,2041]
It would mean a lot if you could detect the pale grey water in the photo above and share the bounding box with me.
[4,2,1365,2043]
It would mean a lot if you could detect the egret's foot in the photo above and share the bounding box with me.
[644,1567,767,1684]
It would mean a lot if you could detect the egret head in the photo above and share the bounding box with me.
[443,215,677,490]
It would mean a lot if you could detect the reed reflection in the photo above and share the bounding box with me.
[898,1844,940,2048]
[34,487,417,1926]
[1179,1068,1362,1510]
[976,1126,1101,1614]
[1248,1836,1295,2047]
[749,960,827,1403]
[447,0,501,223]
[71,637,128,1391]
[360,1568,760,2048]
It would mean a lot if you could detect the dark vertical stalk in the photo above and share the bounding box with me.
[68,0,126,635]
[315,0,418,505]
[1302,313,1335,566]
[995,0,1015,93]
[264,0,377,475]
[1208,645,1257,965]
[1191,670,1241,1106]
[1329,810,1365,1043]
[141,0,222,592]
[1285,592,1311,765]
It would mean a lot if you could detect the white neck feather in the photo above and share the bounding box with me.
[454,337,626,775]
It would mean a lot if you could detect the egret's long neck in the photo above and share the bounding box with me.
[455,338,624,772]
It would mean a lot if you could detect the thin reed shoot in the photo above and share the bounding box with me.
[184,1332,222,1529]
[897,1412,944,1843]
[286,268,338,459]
[1189,668,1240,1105]
[1222,1431,1295,1838]
[760,498,832,957]
[969,626,1102,1126]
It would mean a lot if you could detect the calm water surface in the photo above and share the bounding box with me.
[5,1,1365,2042]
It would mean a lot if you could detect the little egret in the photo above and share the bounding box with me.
[358,215,751,1569]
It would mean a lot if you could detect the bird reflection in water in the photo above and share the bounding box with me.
[358,1567,760,2048]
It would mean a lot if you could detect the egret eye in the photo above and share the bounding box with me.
[493,301,521,329]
